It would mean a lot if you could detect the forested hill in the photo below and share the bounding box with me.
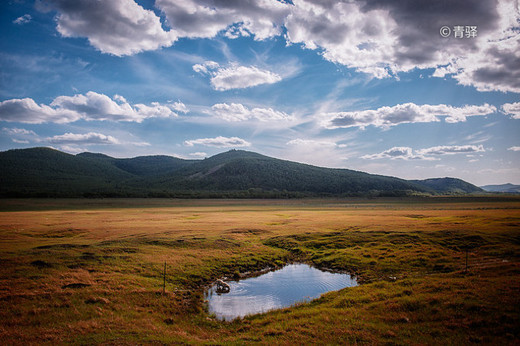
[0,147,483,198]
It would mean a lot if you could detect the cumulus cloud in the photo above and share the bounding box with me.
[46,0,177,56]
[46,132,120,145]
[502,102,520,119]
[508,146,520,151]
[362,147,429,160]
[13,14,32,25]
[363,145,485,160]
[184,136,251,148]
[285,0,520,92]
[0,91,187,124]
[211,103,291,122]
[323,103,496,129]
[156,0,289,40]
[193,61,282,90]
[41,0,518,92]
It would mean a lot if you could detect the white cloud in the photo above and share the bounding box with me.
[12,139,30,144]
[188,152,207,158]
[193,61,282,90]
[502,102,520,119]
[363,145,486,160]
[168,101,189,114]
[323,103,496,129]
[59,145,89,154]
[279,138,350,168]
[2,127,39,144]
[417,145,485,155]
[211,103,291,122]
[362,147,430,160]
[2,127,37,136]
[285,0,520,93]
[192,61,220,75]
[286,138,344,148]
[0,91,186,123]
[436,0,520,93]
[184,136,251,148]
[41,0,518,92]
[508,146,520,151]
[47,0,177,56]
[13,14,32,25]
[47,132,120,145]
[211,65,281,91]
[156,0,289,40]
[285,0,399,79]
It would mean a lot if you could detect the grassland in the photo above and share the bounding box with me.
[0,198,519,344]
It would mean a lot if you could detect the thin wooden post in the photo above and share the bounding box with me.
[465,249,468,272]
[163,261,166,295]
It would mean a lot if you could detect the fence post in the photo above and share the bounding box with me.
[163,261,166,295]
[465,248,468,272]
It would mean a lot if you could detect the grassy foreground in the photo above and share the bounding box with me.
[0,198,519,344]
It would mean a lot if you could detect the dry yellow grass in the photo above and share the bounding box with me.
[0,198,518,344]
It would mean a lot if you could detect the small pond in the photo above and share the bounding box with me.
[205,263,357,321]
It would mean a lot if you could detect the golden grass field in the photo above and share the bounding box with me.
[0,197,519,344]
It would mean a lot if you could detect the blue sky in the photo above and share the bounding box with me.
[1,0,519,185]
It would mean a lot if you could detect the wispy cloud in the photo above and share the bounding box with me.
[13,14,32,25]
[2,127,39,144]
[46,132,120,145]
[188,152,207,158]
[363,145,485,160]
[184,136,251,148]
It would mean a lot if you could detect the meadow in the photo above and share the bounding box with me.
[0,197,518,344]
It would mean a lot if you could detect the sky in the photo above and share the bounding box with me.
[0,0,519,186]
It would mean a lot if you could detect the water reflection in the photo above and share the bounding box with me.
[205,263,357,321]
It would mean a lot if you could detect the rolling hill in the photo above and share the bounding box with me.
[410,178,483,194]
[480,183,520,194]
[0,147,483,197]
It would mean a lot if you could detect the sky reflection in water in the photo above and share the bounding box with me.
[205,264,357,321]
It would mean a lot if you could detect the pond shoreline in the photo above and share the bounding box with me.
[204,262,359,321]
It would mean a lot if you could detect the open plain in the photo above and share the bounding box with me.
[0,197,519,344]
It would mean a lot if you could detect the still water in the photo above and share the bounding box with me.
[205,263,357,320]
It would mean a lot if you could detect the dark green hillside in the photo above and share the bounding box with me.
[0,147,484,197]
[157,150,428,196]
[0,148,135,197]
[78,152,196,176]
[412,177,483,194]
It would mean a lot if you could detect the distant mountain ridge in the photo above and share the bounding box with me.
[0,147,484,198]
[480,183,520,194]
